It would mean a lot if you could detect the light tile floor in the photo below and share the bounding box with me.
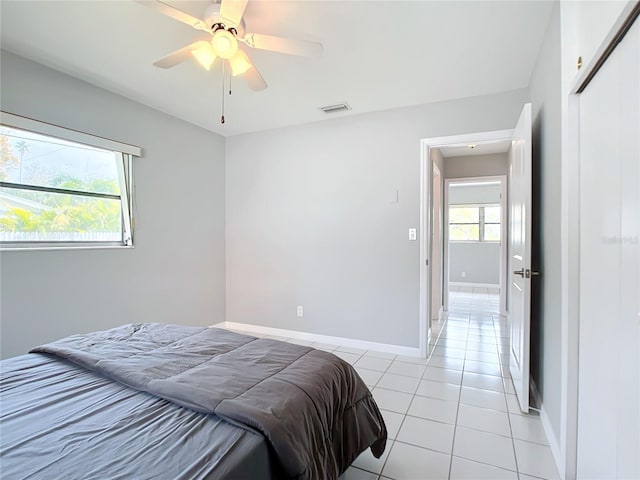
[231,286,560,479]
[339,286,559,480]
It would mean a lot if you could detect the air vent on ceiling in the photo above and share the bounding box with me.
[320,103,351,114]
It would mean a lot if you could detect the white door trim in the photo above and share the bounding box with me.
[419,129,513,357]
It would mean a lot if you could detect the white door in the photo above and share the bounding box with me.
[577,16,639,478]
[508,103,533,413]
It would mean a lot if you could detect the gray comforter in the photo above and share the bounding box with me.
[31,323,387,480]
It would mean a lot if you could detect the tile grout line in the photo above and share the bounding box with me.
[366,348,399,480]
[448,288,508,479]
[376,306,457,479]
[447,308,471,479]
[367,287,533,480]
[493,310,522,479]
[345,348,394,480]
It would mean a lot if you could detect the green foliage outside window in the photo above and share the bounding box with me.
[449,205,501,242]
[0,132,122,238]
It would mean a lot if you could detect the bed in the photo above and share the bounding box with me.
[0,323,387,479]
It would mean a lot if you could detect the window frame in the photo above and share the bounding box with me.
[0,112,141,250]
[449,203,502,243]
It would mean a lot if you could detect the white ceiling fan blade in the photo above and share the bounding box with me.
[136,0,208,31]
[153,41,209,68]
[243,66,267,91]
[240,53,267,91]
[220,0,248,28]
[242,33,323,57]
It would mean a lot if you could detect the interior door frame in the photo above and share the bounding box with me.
[443,175,508,314]
[419,129,513,357]
[431,162,443,322]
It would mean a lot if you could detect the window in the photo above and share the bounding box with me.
[483,206,501,241]
[0,113,140,248]
[449,204,501,242]
[449,206,480,241]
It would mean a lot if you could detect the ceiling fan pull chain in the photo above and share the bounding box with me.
[221,61,226,124]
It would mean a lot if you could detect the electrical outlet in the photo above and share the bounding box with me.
[461,271,466,278]
[297,306,304,317]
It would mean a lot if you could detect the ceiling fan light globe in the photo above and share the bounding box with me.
[229,50,252,76]
[212,29,238,59]
[191,43,217,70]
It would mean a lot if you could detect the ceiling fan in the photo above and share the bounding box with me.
[137,0,323,92]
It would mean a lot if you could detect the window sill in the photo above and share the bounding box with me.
[449,240,501,244]
[0,244,135,252]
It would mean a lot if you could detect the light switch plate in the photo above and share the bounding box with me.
[409,228,417,241]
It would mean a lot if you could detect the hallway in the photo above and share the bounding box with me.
[336,286,560,479]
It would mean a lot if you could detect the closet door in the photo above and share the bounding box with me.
[577,16,639,479]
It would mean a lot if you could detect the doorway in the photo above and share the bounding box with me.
[420,106,533,413]
[419,129,514,357]
[444,176,507,317]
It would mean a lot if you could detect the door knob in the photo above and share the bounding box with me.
[513,269,525,276]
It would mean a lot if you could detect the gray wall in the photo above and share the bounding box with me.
[226,89,527,348]
[449,183,502,204]
[0,52,226,359]
[527,3,562,448]
[449,243,501,284]
[444,153,509,179]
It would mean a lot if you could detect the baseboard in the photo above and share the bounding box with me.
[540,403,564,479]
[449,281,500,289]
[211,321,422,357]
[529,381,563,478]
[530,379,542,410]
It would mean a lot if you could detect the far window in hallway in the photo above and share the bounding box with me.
[449,204,501,242]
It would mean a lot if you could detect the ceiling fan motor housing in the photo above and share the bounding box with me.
[204,2,245,36]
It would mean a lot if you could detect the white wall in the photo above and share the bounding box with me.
[527,1,563,459]
[226,89,527,348]
[0,52,226,359]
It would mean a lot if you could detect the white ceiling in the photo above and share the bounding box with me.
[0,1,554,137]
[439,140,511,158]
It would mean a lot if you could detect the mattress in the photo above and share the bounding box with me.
[27,323,387,479]
[0,353,277,480]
